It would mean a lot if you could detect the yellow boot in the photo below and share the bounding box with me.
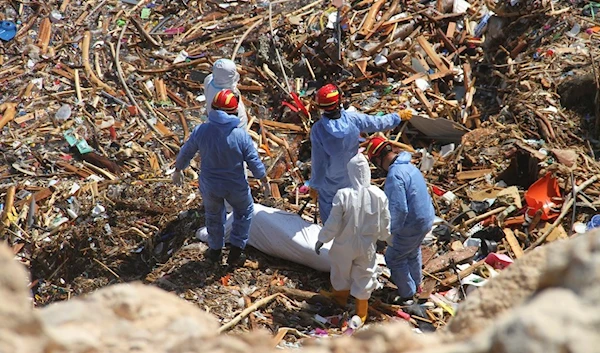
[332,289,350,307]
[356,299,369,323]
[319,289,350,306]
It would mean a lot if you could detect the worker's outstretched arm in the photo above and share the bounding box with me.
[348,111,401,133]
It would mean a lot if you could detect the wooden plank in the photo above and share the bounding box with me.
[16,188,53,208]
[0,186,16,230]
[261,120,304,132]
[148,152,160,172]
[56,161,93,179]
[424,246,478,274]
[414,88,438,118]
[402,72,427,85]
[441,259,486,287]
[166,87,188,108]
[0,103,18,130]
[421,244,438,268]
[503,228,524,259]
[155,121,180,143]
[270,183,281,199]
[542,223,568,243]
[416,36,448,72]
[358,0,386,37]
[437,28,457,52]
[446,22,456,38]
[415,52,431,72]
[456,168,493,180]
[37,18,52,54]
[428,70,453,81]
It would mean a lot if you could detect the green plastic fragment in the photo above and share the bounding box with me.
[141,8,151,19]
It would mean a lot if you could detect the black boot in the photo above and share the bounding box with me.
[205,248,222,263]
[227,246,244,267]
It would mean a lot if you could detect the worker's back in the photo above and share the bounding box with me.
[319,153,391,248]
[181,110,263,192]
[385,151,434,237]
[310,110,400,195]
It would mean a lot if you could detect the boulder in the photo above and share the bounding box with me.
[0,230,599,353]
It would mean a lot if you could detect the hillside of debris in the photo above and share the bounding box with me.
[1,0,600,345]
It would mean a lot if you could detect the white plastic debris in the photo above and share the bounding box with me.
[173,50,188,64]
[92,204,106,217]
[326,12,338,29]
[453,0,471,13]
[374,54,388,66]
[440,143,456,158]
[69,182,80,195]
[348,315,363,329]
[415,78,431,91]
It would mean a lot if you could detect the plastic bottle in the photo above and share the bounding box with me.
[55,104,72,121]
[348,315,363,329]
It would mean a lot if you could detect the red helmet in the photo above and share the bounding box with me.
[315,84,341,111]
[365,136,391,161]
[212,89,239,113]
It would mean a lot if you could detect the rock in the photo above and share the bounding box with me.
[1,230,600,353]
[444,241,551,339]
[301,321,441,353]
[40,283,220,353]
[0,245,46,353]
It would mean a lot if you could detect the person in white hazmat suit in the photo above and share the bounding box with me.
[204,58,248,130]
[314,153,391,323]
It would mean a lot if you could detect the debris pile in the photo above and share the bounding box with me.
[1,0,600,345]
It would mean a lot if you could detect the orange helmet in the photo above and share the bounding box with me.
[315,84,341,111]
[365,136,391,161]
[212,89,239,114]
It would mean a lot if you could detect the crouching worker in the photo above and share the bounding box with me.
[315,153,391,323]
[172,89,270,267]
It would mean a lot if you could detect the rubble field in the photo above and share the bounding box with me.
[1,0,600,346]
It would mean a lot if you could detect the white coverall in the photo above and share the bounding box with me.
[204,58,248,130]
[318,153,392,300]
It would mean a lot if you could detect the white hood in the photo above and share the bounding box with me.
[203,58,247,129]
[205,58,240,89]
[347,153,371,188]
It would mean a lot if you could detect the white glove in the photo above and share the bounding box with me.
[261,177,272,198]
[172,170,184,186]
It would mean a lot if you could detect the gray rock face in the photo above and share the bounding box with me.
[444,241,551,340]
[1,230,599,353]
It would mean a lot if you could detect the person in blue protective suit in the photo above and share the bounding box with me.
[172,89,270,267]
[309,83,412,223]
[365,136,435,305]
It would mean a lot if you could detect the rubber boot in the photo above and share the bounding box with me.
[227,246,243,267]
[205,248,222,263]
[332,289,350,307]
[319,289,350,307]
[356,299,369,323]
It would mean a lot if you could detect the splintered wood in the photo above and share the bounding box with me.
[0,0,599,344]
